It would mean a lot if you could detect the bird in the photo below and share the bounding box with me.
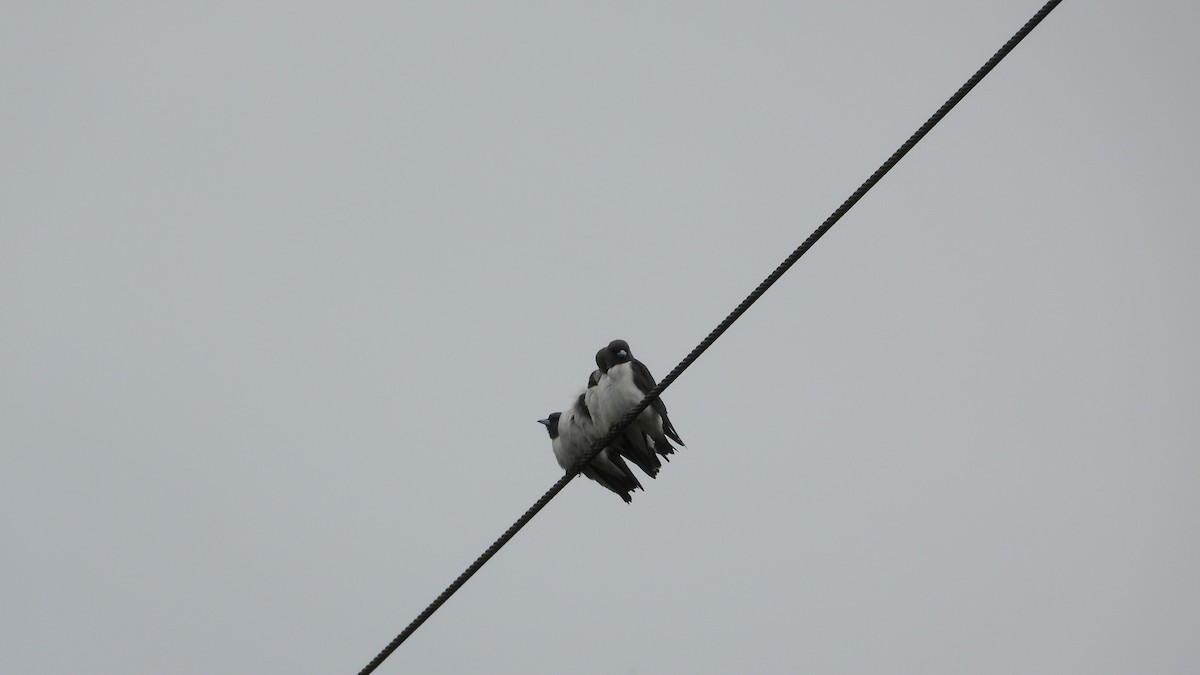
[592,339,685,464]
[587,361,663,479]
[539,393,643,503]
[585,368,662,477]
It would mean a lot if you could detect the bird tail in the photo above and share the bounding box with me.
[652,435,677,459]
[661,412,685,447]
[600,452,643,502]
[612,431,661,479]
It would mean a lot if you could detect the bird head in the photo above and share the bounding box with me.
[537,413,561,439]
[606,339,633,365]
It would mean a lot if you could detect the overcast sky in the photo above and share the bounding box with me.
[3,2,1198,674]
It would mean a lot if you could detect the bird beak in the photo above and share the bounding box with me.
[617,349,628,358]
[537,418,551,426]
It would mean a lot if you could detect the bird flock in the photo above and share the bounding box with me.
[539,339,685,503]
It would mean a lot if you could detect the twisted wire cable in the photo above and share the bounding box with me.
[358,2,1062,671]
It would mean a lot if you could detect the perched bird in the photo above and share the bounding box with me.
[587,360,663,479]
[585,368,660,477]
[593,339,685,464]
[539,394,643,503]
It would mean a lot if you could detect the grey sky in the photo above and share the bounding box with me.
[3,2,1198,674]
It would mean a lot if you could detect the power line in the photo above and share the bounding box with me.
[356,1,1063,672]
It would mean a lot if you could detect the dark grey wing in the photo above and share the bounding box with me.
[633,359,684,446]
[575,392,592,421]
[631,358,670,418]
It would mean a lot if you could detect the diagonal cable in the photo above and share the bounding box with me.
[357,1,1062,672]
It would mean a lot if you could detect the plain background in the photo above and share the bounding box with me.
[3,2,1198,673]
